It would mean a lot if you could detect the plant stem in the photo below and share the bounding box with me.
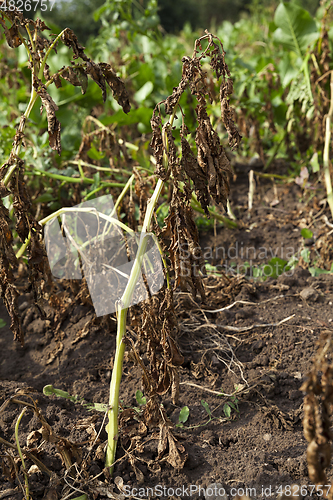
[105,105,178,472]
[191,194,238,228]
[30,168,126,186]
[15,407,29,500]
[105,192,161,471]
[323,71,333,220]
[3,87,38,186]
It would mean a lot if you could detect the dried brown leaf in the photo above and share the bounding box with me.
[86,61,107,102]
[158,422,187,469]
[60,66,88,94]
[0,19,22,48]
[37,87,61,154]
[99,62,131,113]
[60,28,88,61]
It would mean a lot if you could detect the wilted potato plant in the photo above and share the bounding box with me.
[0,2,240,483]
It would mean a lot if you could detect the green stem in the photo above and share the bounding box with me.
[15,407,29,500]
[29,168,126,188]
[253,170,292,181]
[323,71,333,220]
[191,194,238,229]
[38,28,67,81]
[105,105,179,473]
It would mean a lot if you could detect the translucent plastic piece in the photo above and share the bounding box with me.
[44,195,164,316]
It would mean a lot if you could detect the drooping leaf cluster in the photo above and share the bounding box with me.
[0,5,130,343]
[150,31,241,298]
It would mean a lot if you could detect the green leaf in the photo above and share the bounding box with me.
[223,403,231,419]
[87,146,105,161]
[309,266,333,277]
[310,152,320,173]
[134,81,154,104]
[43,385,75,401]
[301,228,313,239]
[0,318,6,328]
[263,257,289,279]
[301,248,310,263]
[135,390,147,406]
[201,400,212,417]
[33,193,55,204]
[273,3,319,57]
[178,406,190,424]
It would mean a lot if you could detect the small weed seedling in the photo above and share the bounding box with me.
[176,406,190,428]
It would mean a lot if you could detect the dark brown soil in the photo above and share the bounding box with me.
[1,164,333,500]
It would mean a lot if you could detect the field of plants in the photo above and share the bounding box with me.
[1,0,333,499]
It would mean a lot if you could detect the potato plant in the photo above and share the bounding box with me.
[0,2,240,481]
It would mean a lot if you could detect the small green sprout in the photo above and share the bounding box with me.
[176,406,190,427]
[223,395,239,419]
[135,390,147,406]
[43,385,108,412]
[201,400,212,422]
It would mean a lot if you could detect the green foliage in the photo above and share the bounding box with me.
[301,228,313,239]
[135,390,147,406]
[223,395,239,419]
[273,2,319,57]
[41,0,105,44]
[176,406,190,427]
[43,385,109,412]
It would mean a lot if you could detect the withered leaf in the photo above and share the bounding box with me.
[220,80,242,150]
[195,104,231,211]
[167,335,184,366]
[161,191,205,299]
[158,422,187,469]
[43,62,51,82]
[38,88,61,154]
[150,107,166,179]
[99,62,131,113]
[0,180,10,199]
[86,61,106,102]
[60,28,88,61]
[181,127,210,215]
[53,73,62,89]
[0,19,22,48]
[156,362,171,395]
[35,19,51,32]
[61,66,88,94]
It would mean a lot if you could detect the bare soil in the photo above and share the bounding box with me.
[1,163,333,500]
